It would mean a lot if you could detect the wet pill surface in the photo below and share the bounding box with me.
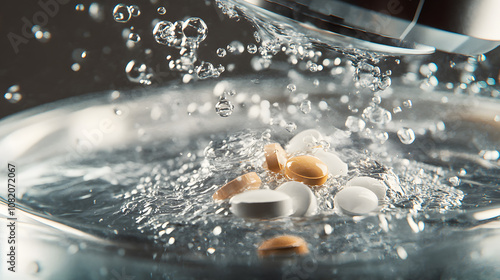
[230,189,293,219]
[286,129,323,154]
[284,155,328,186]
[347,176,387,200]
[264,143,288,173]
[213,172,261,201]
[334,186,378,216]
[276,181,317,217]
[313,149,348,177]
[258,235,309,257]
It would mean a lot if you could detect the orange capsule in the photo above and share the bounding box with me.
[213,172,261,201]
[258,235,309,257]
[264,143,288,173]
[284,155,328,186]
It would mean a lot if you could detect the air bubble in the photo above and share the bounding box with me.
[128,5,141,17]
[287,84,296,93]
[113,4,131,23]
[215,97,234,117]
[128,33,141,43]
[247,44,257,54]
[403,100,413,108]
[362,106,392,125]
[397,127,416,144]
[285,122,297,132]
[157,6,166,15]
[183,18,208,45]
[216,48,226,57]
[345,116,365,132]
[125,60,153,85]
[299,100,311,114]
[227,41,245,54]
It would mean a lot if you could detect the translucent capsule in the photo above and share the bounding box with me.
[213,172,261,200]
[264,143,288,173]
[284,155,328,186]
[258,235,309,257]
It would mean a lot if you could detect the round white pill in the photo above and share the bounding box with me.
[286,129,323,154]
[313,149,348,177]
[276,181,317,217]
[346,176,387,200]
[334,187,378,216]
[230,189,293,219]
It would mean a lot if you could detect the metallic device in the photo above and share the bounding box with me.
[243,0,500,55]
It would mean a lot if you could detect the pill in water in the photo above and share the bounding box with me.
[312,149,348,177]
[276,181,317,217]
[346,176,387,200]
[334,186,378,216]
[264,143,288,173]
[286,129,323,154]
[258,235,309,257]
[213,172,261,201]
[284,155,328,186]
[230,189,293,219]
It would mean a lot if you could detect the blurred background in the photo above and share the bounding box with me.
[1,0,500,119]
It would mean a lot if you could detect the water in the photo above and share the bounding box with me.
[1,0,500,279]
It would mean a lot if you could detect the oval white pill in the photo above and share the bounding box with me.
[287,129,323,154]
[334,187,378,216]
[276,181,317,217]
[313,149,348,177]
[346,176,387,200]
[230,189,293,219]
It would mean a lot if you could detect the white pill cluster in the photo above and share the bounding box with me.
[213,129,393,219]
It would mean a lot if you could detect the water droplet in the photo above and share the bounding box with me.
[75,4,85,11]
[153,21,173,45]
[362,106,392,125]
[215,97,234,117]
[345,116,365,132]
[372,95,381,104]
[479,150,499,160]
[253,31,261,43]
[403,100,413,108]
[114,108,122,116]
[113,4,131,23]
[393,106,402,114]
[71,63,81,72]
[448,176,460,186]
[299,100,311,114]
[157,6,166,15]
[287,84,296,92]
[125,60,153,85]
[397,127,416,144]
[285,122,297,132]
[128,33,141,43]
[169,237,175,245]
[212,226,222,236]
[216,48,226,57]
[227,40,245,54]
[375,131,389,143]
[196,61,220,79]
[207,248,216,254]
[72,48,87,62]
[324,224,333,235]
[128,5,140,17]
[247,44,257,54]
[183,17,208,45]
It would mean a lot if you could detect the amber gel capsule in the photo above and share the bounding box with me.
[264,143,288,173]
[284,155,328,186]
[212,172,261,201]
[258,235,309,257]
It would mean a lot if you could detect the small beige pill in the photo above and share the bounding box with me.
[258,235,309,257]
[284,155,328,186]
[264,143,288,173]
[212,172,261,201]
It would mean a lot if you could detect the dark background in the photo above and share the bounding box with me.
[0,0,258,119]
[1,0,500,120]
